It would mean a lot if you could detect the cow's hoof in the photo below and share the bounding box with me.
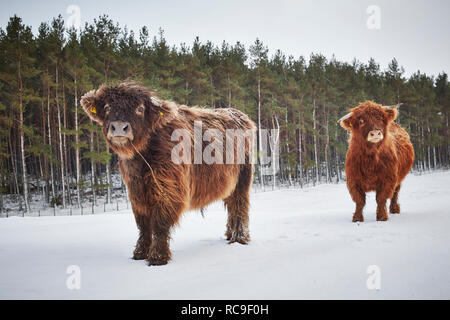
[227,228,250,244]
[228,233,250,245]
[147,250,170,266]
[389,204,400,214]
[376,215,388,221]
[352,214,364,222]
[132,251,148,260]
[148,258,169,266]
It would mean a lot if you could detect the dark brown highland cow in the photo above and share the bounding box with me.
[81,82,256,265]
[339,101,414,222]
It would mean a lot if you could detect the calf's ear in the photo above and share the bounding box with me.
[80,89,104,125]
[384,108,398,123]
[339,113,353,131]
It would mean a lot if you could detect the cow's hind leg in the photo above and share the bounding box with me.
[389,184,401,214]
[133,214,151,260]
[224,165,252,244]
[348,182,366,222]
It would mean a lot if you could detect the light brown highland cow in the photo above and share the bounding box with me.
[81,82,256,265]
[339,101,414,222]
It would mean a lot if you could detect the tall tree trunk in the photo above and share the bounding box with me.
[9,131,21,208]
[421,125,427,171]
[62,71,71,206]
[426,124,431,171]
[446,114,449,166]
[47,82,55,200]
[312,97,319,184]
[106,145,111,204]
[270,115,280,190]
[103,64,112,203]
[257,72,264,190]
[90,120,96,205]
[74,76,81,208]
[210,75,215,108]
[41,81,49,202]
[285,107,292,186]
[227,73,231,108]
[298,113,303,187]
[18,58,30,213]
[324,106,330,183]
[433,145,437,169]
[396,87,401,125]
[55,64,66,208]
[38,154,44,197]
[334,126,340,183]
[185,79,189,105]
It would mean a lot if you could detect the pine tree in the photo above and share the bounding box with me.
[0,16,38,213]
[64,27,88,208]
[249,38,270,188]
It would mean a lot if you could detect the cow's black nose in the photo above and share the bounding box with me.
[369,130,382,137]
[109,121,131,137]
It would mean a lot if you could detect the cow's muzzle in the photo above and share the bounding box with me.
[367,130,383,143]
[107,121,134,143]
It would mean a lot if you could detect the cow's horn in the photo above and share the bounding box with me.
[151,96,163,107]
[384,103,403,110]
[338,112,352,123]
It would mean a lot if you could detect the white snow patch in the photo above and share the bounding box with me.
[0,171,449,299]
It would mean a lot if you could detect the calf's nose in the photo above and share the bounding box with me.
[109,121,131,137]
[369,130,382,138]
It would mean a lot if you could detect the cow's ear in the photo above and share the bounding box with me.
[339,113,353,131]
[340,117,353,131]
[80,89,104,124]
[384,108,398,123]
[150,96,179,130]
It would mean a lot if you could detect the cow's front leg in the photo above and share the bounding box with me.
[133,214,151,260]
[147,211,175,266]
[389,184,401,214]
[376,181,396,221]
[348,182,366,222]
[148,229,171,266]
[146,186,185,266]
[376,190,390,221]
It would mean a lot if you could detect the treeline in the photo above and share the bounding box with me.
[0,14,449,212]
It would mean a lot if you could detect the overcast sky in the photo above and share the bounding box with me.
[1,0,449,77]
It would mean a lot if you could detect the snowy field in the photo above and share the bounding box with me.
[0,171,449,300]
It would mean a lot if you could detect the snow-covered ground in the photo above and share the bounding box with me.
[0,171,449,299]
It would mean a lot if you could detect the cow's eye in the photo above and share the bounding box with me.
[359,119,365,125]
[104,105,111,113]
[136,105,145,115]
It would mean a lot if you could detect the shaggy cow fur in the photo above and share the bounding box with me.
[340,101,414,222]
[81,82,256,265]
